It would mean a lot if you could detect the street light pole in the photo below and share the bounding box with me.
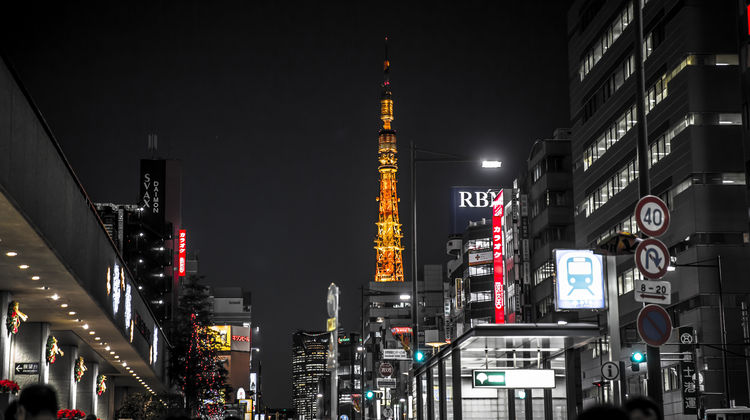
[410,140,420,356]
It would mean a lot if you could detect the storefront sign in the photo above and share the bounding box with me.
[383,349,409,360]
[554,249,605,310]
[210,325,232,351]
[231,326,251,352]
[472,369,555,388]
[492,189,505,324]
[680,360,698,414]
[377,378,397,388]
[178,230,187,276]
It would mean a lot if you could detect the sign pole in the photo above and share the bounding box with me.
[605,255,625,405]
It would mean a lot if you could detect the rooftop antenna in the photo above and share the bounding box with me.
[147,134,158,158]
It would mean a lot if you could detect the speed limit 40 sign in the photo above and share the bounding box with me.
[635,195,670,237]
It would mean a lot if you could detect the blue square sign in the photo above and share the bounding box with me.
[554,249,606,310]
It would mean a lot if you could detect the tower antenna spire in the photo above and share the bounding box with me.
[383,36,390,79]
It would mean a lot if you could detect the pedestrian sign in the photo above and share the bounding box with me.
[635,195,670,237]
[601,361,620,381]
[635,238,670,279]
[637,304,673,347]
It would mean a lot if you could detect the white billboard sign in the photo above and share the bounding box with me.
[554,249,605,310]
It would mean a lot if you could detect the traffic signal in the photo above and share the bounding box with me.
[592,380,607,388]
[630,351,646,371]
[365,390,375,400]
[414,350,425,363]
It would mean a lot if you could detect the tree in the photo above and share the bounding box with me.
[116,392,182,420]
[168,275,231,415]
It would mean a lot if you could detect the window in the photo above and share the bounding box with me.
[533,260,555,286]
[617,267,643,295]
[662,365,679,392]
[579,2,634,81]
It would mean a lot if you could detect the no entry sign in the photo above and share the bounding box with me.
[637,304,673,347]
[635,195,670,237]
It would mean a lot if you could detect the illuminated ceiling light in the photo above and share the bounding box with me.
[105,346,110,351]
[131,373,136,376]
[19,265,29,270]
[36,286,47,290]
[481,160,503,168]
[109,351,115,355]
[82,324,89,330]
[139,232,144,237]
[399,294,411,300]
[60,303,68,308]
[94,337,100,341]
[31,276,40,280]
[114,355,119,359]
[122,362,127,367]
[68,311,76,316]
[50,294,60,301]
[89,331,95,335]
[5,251,18,257]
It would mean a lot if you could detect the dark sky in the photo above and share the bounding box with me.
[2,0,571,407]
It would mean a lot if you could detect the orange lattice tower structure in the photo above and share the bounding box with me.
[374,38,405,282]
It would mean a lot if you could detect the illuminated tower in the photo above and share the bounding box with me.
[374,38,405,282]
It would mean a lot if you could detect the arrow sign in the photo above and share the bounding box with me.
[634,279,671,304]
[635,238,670,279]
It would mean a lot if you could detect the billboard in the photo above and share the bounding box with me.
[139,159,166,226]
[450,187,501,233]
[210,325,232,351]
[231,326,251,352]
[554,249,605,310]
[467,251,492,266]
[492,190,505,324]
[178,230,187,276]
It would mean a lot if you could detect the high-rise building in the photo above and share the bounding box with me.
[503,129,576,324]
[210,287,252,402]
[292,331,329,419]
[568,0,750,411]
[374,39,405,283]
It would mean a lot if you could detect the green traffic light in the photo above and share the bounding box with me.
[365,390,375,400]
[630,351,645,363]
[414,351,424,362]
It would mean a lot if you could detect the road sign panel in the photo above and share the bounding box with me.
[637,304,673,347]
[634,279,671,304]
[383,349,410,360]
[601,361,620,381]
[635,238,670,279]
[379,362,394,377]
[635,195,670,237]
[377,378,397,388]
[14,362,39,375]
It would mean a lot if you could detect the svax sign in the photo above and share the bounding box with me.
[450,186,501,233]
[554,249,605,310]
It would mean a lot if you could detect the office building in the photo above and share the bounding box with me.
[210,287,253,402]
[503,130,576,324]
[568,0,750,412]
[292,331,328,420]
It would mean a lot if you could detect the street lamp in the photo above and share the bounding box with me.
[409,141,501,356]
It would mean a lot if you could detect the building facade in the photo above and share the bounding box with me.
[568,0,750,414]
[292,331,328,420]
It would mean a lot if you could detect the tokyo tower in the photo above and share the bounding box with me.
[374,38,405,282]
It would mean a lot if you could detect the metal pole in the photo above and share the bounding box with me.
[632,0,663,407]
[411,141,420,352]
[717,255,730,406]
[740,301,750,405]
[606,255,624,405]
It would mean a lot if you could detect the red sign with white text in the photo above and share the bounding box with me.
[492,190,505,324]
[178,230,187,277]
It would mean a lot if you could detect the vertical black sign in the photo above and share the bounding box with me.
[139,159,166,227]
[680,360,698,415]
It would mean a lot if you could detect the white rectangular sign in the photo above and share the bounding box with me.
[634,279,671,304]
[383,349,410,360]
[468,251,493,266]
[472,369,555,388]
[377,378,397,388]
[554,249,606,310]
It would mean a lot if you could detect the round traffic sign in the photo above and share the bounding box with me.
[637,304,673,347]
[379,362,394,377]
[635,195,670,237]
[601,361,620,381]
[635,238,670,279]
[680,332,694,344]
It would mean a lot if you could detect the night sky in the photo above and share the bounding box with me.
[2,1,571,407]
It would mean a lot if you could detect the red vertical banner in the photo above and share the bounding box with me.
[178,229,187,277]
[492,190,505,324]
